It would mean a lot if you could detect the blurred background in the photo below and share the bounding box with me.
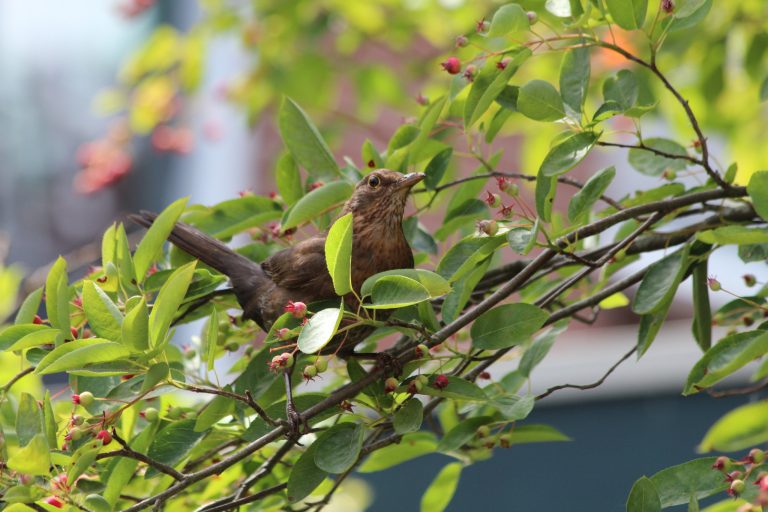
[1,0,767,509]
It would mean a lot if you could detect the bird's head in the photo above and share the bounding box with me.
[342,169,424,227]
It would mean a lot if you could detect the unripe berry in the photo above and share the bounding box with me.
[407,379,423,394]
[661,0,675,14]
[184,349,197,359]
[416,375,429,386]
[414,344,431,358]
[284,301,307,319]
[484,190,501,208]
[71,415,84,426]
[225,342,239,352]
[476,19,490,33]
[455,35,469,48]
[313,357,328,373]
[441,57,461,75]
[476,220,498,236]
[712,456,732,472]
[78,391,95,407]
[384,377,399,393]
[96,430,112,446]
[743,316,755,327]
[730,479,745,496]
[476,425,491,438]
[499,434,511,448]
[276,328,292,340]
[750,448,765,464]
[303,365,318,380]
[462,64,477,82]
[707,277,721,292]
[662,169,676,181]
[69,428,83,441]
[280,352,294,367]
[526,11,538,24]
[143,408,159,422]
[167,406,184,420]
[743,274,757,287]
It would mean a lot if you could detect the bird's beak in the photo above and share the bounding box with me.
[396,172,425,190]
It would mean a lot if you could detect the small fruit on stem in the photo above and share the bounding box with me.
[384,377,399,393]
[441,57,461,75]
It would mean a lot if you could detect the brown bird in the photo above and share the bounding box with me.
[131,169,423,332]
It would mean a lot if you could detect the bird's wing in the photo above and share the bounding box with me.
[262,235,334,294]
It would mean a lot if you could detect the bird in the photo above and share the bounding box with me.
[130,169,424,432]
[131,169,423,333]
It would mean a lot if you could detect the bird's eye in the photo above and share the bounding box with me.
[368,175,381,188]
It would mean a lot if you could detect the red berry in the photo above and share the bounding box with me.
[479,371,492,380]
[46,497,64,508]
[661,0,675,14]
[339,400,353,412]
[434,374,449,389]
[71,394,81,405]
[441,57,461,75]
[496,57,512,70]
[96,430,112,446]
[33,314,44,325]
[284,301,307,319]
[70,327,79,339]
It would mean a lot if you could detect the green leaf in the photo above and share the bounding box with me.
[6,328,58,352]
[691,261,712,351]
[568,166,615,222]
[102,424,156,505]
[519,324,565,377]
[82,281,123,341]
[276,153,304,206]
[540,131,598,177]
[194,394,234,431]
[493,394,535,420]
[314,423,364,474]
[506,424,570,444]
[603,69,639,111]
[14,287,43,325]
[464,48,531,128]
[148,261,197,348]
[747,171,768,221]
[367,276,430,309]
[278,97,339,178]
[684,330,768,394]
[518,80,565,122]
[281,181,353,230]
[535,175,557,222]
[424,147,452,190]
[441,258,491,324]
[436,236,506,282]
[697,226,768,245]
[6,434,50,475]
[123,297,149,351]
[37,341,132,375]
[364,270,452,299]
[42,391,57,449]
[650,458,726,507]
[487,3,529,37]
[637,299,673,357]
[507,222,538,255]
[699,401,768,452]
[359,432,436,472]
[387,124,420,154]
[146,419,208,477]
[605,0,648,29]
[419,376,487,402]
[204,307,218,372]
[0,324,50,351]
[471,303,548,350]
[437,417,493,452]
[45,256,70,334]
[560,45,590,115]
[420,462,462,512]
[297,306,343,354]
[632,246,690,315]
[133,197,188,283]
[16,393,43,448]
[362,139,384,169]
[325,213,354,296]
[140,362,169,393]
[761,76,768,102]
[68,442,101,486]
[287,441,328,502]
[626,476,662,512]
[628,138,688,176]
[183,196,282,240]
[394,398,424,434]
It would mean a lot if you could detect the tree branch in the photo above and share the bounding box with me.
[96,429,185,481]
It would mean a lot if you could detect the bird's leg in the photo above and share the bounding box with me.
[283,364,307,442]
[350,352,403,377]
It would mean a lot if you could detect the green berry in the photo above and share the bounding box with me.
[750,448,765,464]
[78,391,95,407]
[730,479,745,495]
[225,342,239,352]
[167,406,184,420]
[71,415,84,426]
[143,408,159,422]
[303,365,318,380]
[313,357,328,373]
[415,344,431,358]
[69,428,83,441]
[476,425,491,438]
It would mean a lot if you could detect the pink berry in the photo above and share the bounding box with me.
[434,374,449,389]
[441,57,461,75]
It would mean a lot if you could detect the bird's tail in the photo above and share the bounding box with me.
[128,211,266,286]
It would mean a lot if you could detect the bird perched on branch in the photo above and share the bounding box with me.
[130,170,423,335]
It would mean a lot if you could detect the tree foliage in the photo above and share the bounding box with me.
[3,1,768,511]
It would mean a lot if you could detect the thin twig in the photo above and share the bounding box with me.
[707,380,768,398]
[535,346,638,400]
[1,366,35,393]
[197,483,287,512]
[597,141,703,167]
[96,429,185,481]
[180,384,280,427]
